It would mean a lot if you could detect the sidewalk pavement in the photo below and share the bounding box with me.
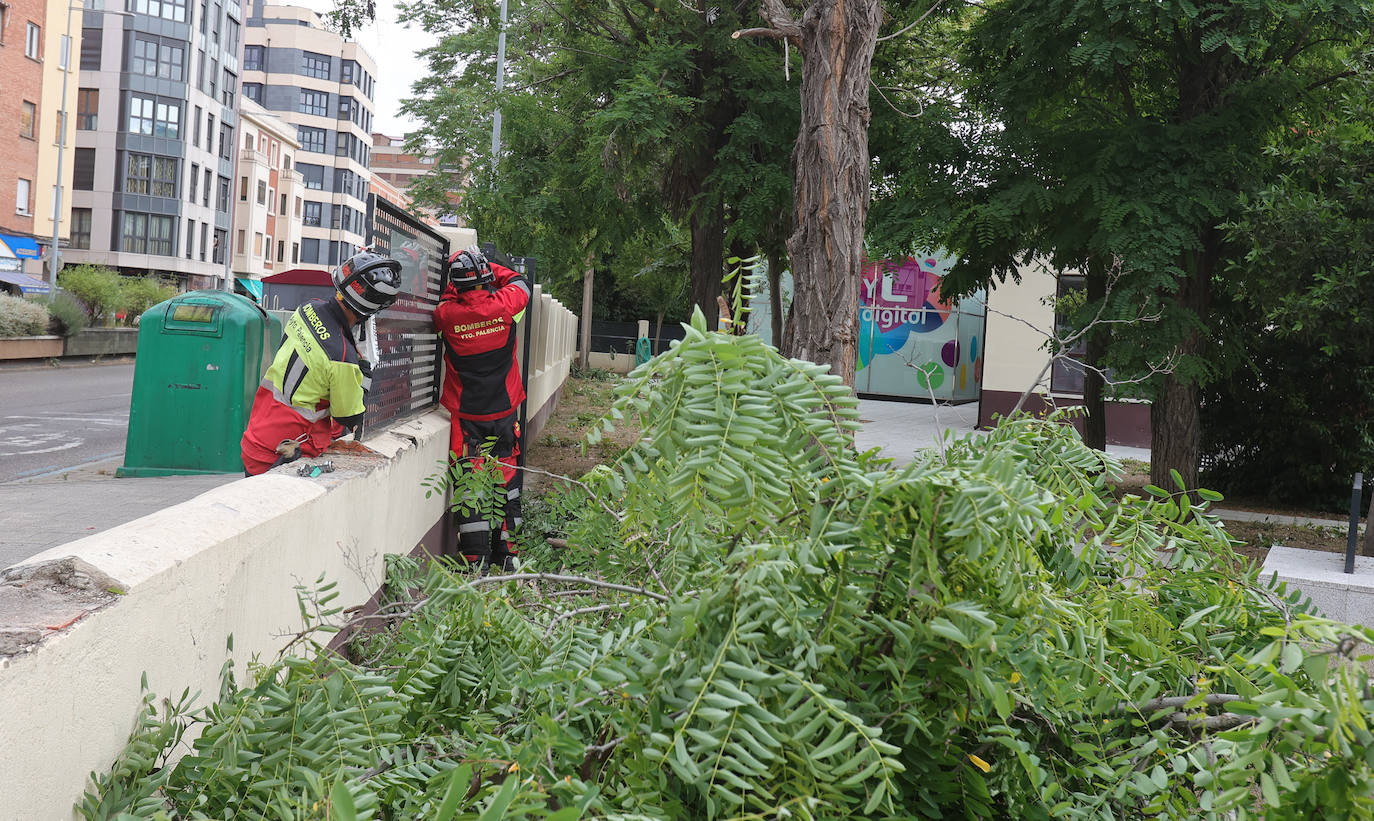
[853,398,1152,466]
[0,457,239,571]
[0,399,1149,572]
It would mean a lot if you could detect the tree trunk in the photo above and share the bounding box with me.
[688,197,725,320]
[579,251,594,370]
[1082,262,1107,450]
[1151,374,1199,492]
[1150,240,1215,492]
[769,0,881,386]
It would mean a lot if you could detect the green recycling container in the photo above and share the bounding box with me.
[117,290,283,477]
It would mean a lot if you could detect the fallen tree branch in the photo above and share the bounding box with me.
[468,572,672,603]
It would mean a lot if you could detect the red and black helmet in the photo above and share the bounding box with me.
[449,246,494,290]
[333,250,402,318]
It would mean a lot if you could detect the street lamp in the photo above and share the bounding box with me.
[49,3,133,289]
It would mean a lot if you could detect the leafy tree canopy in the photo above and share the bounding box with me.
[1205,48,1374,506]
[398,0,797,318]
[875,0,1374,489]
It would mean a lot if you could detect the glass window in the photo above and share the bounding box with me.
[130,37,155,74]
[292,241,299,264]
[302,201,321,226]
[277,240,285,262]
[73,149,95,190]
[217,176,229,211]
[71,209,92,249]
[221,69,235,106]
[15,178,30,215]
[301,237,319,264]
[225,17,239,53]
[20,101,35,138]
[243,82,262,104]
[152,157,177,197]
[301,51,330,80]
[77,89,98,130]
[148,215,173,256]
[199,223,208,261]
[243,44,263,71]
[129,0,188,22]
[25,22,39,59]
[298,90,327,117]
[125,154,152,194]
[296,126,326,153]
[213,228,226,264]
[185,218,194,258]
[154,101,180,138]
[127,94,155,135]
[203,168,212,206]
[1050,274,1089,395]
[341,60,355,84]
[256,179,266,204]
[161,43,184,80]
[188,163,199,202]
[239,175,247,201]
[80,29,101,70]
[219,123,232,159]
[298,163,324,190]
[121,212,148,252]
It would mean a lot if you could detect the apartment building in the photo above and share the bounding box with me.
[230,97,301,290]
[371,132,457,228]
[32,0,86,288]
[0,0,56,283]
[242,1,376,273]
[66,0,244,290]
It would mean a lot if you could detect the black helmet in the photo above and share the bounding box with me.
[333,250,402,318]
[449,246,493,290]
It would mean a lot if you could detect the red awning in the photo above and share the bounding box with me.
[262,268,333,287]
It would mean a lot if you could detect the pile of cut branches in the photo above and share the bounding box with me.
[84,310,1374,820]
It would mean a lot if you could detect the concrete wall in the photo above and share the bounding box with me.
[1264,546,1374,628]
[62,327,139,357]
[0,335,64,360]
[0,413,451,821]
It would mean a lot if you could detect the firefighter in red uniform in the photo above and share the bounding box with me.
[241,250,402,475]
[434,246,531,570]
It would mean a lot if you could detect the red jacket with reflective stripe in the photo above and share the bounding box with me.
[434,262,530,421]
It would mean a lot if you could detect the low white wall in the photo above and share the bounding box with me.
[0,412,451,821]
[1263,546,1374,628]
[519,285,578,428]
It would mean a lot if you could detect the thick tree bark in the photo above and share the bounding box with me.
[688,197,726,319]
[579,251,594,370]
[761,0,881,384]
[1151,374,1200,492]
[1150,241,1215,492]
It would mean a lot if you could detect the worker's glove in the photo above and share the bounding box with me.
[359,358,373,396]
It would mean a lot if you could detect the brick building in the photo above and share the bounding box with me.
[0,0,49,279]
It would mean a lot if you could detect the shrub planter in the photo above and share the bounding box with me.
[0,336,63,361]
[64,327,139,357]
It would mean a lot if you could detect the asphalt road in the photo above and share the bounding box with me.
[0,362,134,484]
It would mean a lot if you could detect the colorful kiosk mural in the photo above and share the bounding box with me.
[856,254,986,403]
